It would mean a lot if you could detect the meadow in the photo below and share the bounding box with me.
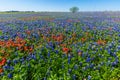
[0,12,120,80]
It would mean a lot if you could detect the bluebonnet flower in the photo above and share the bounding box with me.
[11,34,17,38]
[40,54,44,60]
[86,58,91,62]
[31,54,36,60]
[62,64,64,69]
[47,52,50,58]
[111,67,114,71]
[20,57,24,62]
[110,52,117,57]
[79,62,82,66]
[15,47,19,51]
[26,56,31,61]
[74,64,78,70]
[92,51,96,54]
[88,75,91,80]
[118,34,120,37]
[82,67,86,71]
[4,36,9,41]
[107,49,111,54]
[85,65,89,69]
[8,73,13,78]
[55,42,60,45]
[9,66,14,70]
[46,45,50,49]
[112,61,117,66]
[13,59,18,64]
[93,66,96,70]
[68,69,72,74]
[89,63,94,69]
[96,48,98,52]
[62,54,66,58]
[81,53,85,58]
[0,36,4,39]
[48,42,54,48]
[100,47,103,51]
[0,72,4,76]
[7,60,11,65]
[118,46,120,50]
[108,57,112,61]
[43,77,47,80]
[100,62,104,66]
[50,58,52,63]
[68,54,71,64]
[55,50,59,54]
[115,58,119,63]
[3,65,9,70]
[118,40,120,43]
[87,54,90,58]
[109,44,112,49]
[28,63,31,68]
[97,64,101,70]
[72,74,76,80]
[91,57,94,61]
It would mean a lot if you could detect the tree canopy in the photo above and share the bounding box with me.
[70,7,79,13]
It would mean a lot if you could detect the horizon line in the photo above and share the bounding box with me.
[1,10,120,12]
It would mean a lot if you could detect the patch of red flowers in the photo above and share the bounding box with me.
[66,19,72,22]
[81,37,86,43]
[62,47,69,54]
[26,30,31,35]
[62,47,72,54]
[97,40,106,45]
[108,28,112,31]
[52,33,65,42]
[0,68,3,73]
[0,37,33,52]
[0,58,7,66]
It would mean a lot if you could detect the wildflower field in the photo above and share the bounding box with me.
[0,12,120,80]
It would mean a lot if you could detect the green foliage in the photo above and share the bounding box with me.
[70,7,79,13]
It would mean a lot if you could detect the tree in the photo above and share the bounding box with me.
[70,7,79,13]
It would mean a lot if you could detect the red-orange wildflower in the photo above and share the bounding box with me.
[97,40,106,45]
[62,47,69,54]
[0,58,7,66]
[0,68,3,73]
[26,30,31,35]
[81,37,86,43]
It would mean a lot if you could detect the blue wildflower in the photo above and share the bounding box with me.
[0,72,4,76]
[89,63,94,69]
[3,65,9,70]
[47,52,50,58]
[79,62,82,66]
[13,59,18,64]
[55,50,59,54]
[118,34,120,37]
[7,60,11,65]
[31,54,36,60]
[88,75,91,80]
[118,46,120,50]
[86,58,91,62]
[74,64,78,70]
[112,61,117,66]
[28,63,31,68]
[8,73,13,78]
[72,74,76,80]
[43,77,47,80]
[68,69,72,74]
[10,66,14,70]
[68,54,71,64]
